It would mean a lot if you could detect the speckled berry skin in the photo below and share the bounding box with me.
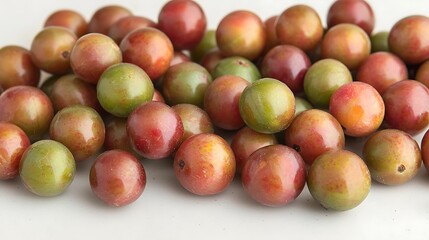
[389,15,429,65]
[19,140,76,197]
[363,129,421,185]
[308,150,371,211]
[0,122,30,180]
[90,150,146,207]
[216,10,266,60]
[49,105,105,161]
[174,133,235,196]
[0,86,54,142]
[239,78,295,134]
[329,82,384,137]
[285,109,345,165]
[382,80,429,135]
[127,101,184,160]
[242,144,306,207]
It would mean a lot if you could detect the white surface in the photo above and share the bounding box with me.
[1,1,429,240]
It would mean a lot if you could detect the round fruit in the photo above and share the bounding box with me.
[371,31,389,52]
[161,62,212,108]
[158,0,207,50]
[88,5,132,34]
[70,33,122,84]
[89,150,146,207]
[363,129,421,185]
[285,109,345,165]
[389,15,429,64]
[276,5,323,52]
[329,82,384,137]
[260,44,311,93]
[172,104,214,144]
[216,10,266,60]
[108,15,156,44]
[30,26,77,75]
[19,140,75,197]
[0,122,30,180]
[382,80,429,135]
[294,97,312,116]
[120,27,174,81]
[303,59,352,108]
[50,74,102,112]
[174,133,235,195]
[127,101,184,159]
[231,127,277,174]
[242,144,306,207]
[0,86,54,141]
[97,63,154,117]
[308,149,371,211]
[263,15,280,52]
[421,129,429,172]
[356,52,408,94]
[190,30,217,63]
[0,45,40,90]
[416,59,429,89]
[327,0,375,35]
[104,116,135,153]
[239,78,295,134]
[321,23,371,70]
[204,75,249,130]
[44,9,88,37]
[49,105,105,161]
[211,56,260,83]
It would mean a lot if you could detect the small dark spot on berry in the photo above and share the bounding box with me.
[179,159,185,170]
[292,144,301,152]
[397,164,406,173]
[62,51,69,59]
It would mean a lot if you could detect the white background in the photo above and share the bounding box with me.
[1,0,429,240]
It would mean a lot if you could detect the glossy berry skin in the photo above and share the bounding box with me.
[30,26,77,75]
[172,104,214,144]
[174,133,235,196]
[90,150,146,207]
[242,144,306,207]
[356,52,408,94]
[294,97,312,116]
[371,31,389,52]
[0,122,30,180]
[231,127,277,174]
[261,45,311,93]
[200,49,223,74]
[389,15,429,65]
[303,59,352,108]
[127,101,184,159]
[263,15,280,52]
[44,9,88,37]
[49,105,105,162]
[285,109,345,165]
[308,150,371,211]
[70,33,122,85]
[239,78,295,134]
[420,129,429,172]
[50,74,102,112]
[88,5,132,35]
[0,46,40,90]
[363,129,421,185]
[216,10,266,60]
[97,63,154,117]
[108,16,157,44]
[327,0,375,35]
[104,116,135,153]
[204,75,249,130]
[170,51,191,66]
[190,30,217,63]
[161,62,212,108]
[321,23,371,70]
[329,82,384,137]
[19,140,75,197]
[276,5,324,52]
[120,27,174,81]
[416,59,429,89]
[212,56,260,83]
[0,86,54,142]
[382,80,429,135]
[158,0,207,50]
[152,89,165,103]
